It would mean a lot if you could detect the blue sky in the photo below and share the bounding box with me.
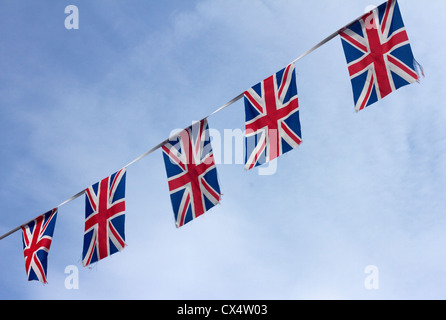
[0,0,445,299]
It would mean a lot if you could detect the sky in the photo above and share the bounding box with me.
[0,0,445,300]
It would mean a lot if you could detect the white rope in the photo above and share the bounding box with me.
[0,8,372,241]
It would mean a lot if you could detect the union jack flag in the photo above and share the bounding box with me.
[244,63,302,170]
[82,168,126,266]
[162,119,221,228]
[340,0,419,111]
[21,208,58,283]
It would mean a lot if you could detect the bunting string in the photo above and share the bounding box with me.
[0,2,413,244]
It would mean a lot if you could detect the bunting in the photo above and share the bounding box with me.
[340,0,419,111]
[162,119,221,227]
[0,0,422,283]
[21,208,58,283]
[82,168,127,266]
[244,63,302,169]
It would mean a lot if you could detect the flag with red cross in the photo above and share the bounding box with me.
[162,119,221,228]
[243,63,302,170]
[21,208,58,283]
[340,0,420,111]
[82,168,127,266]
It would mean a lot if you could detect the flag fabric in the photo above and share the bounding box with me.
[162,119,221,228]
[82,168,127,266]
[243,63,302,170]
[21,208,58,283]
[340,0,419,111]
